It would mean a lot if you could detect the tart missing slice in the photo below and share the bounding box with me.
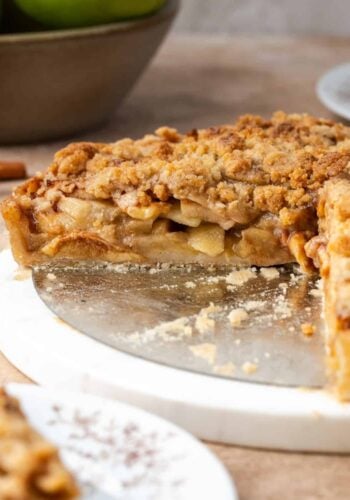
[2,111,350,399]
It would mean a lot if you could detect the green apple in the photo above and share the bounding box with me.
[14,0,166,28]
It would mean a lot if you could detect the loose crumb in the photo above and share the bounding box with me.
[189,343,217,365]
[242,361,258,374]
[46,272,57,281]
[200,303,222,315]
[134,316,193,344]
[14,267,31,281]
[194,303,221,334]
[195,314,215,334]
[213,362,235,376]
[157,317,193,338]
[301,322,315,337]
[185,281,196,289]
[206,276,220,284]
[260,267,280,280]
[243,300,266,311]
[228,308,248,327]
[225,268,257,286]
[274,295,292,318]
[290,273,298,283]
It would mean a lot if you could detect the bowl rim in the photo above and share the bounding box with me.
[0,0,179,44]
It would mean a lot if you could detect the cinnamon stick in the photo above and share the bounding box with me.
[0,161,27,180]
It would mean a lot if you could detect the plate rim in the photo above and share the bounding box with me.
[5,381,237,500]
[316,62,350,120]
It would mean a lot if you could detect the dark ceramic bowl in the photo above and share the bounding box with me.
[0,0,178,144]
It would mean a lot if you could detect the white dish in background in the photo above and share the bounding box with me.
[317,63,350,120]
[6,383,236,500]
[2,248,350,453]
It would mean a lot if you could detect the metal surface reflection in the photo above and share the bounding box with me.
[32,262,326,388]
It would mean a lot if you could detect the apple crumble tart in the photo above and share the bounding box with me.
[0,388,79,499]
[2,111,350,399]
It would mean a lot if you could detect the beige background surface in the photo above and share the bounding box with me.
[0,34,347,172]
[2,34,350,499]
[175,0,350,36]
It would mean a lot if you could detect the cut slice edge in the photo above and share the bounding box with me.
[306,177,350,400]
[1,192,314,269]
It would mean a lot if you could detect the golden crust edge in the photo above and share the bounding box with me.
[1,197,143,266]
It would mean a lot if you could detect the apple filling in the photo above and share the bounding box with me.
[6,193,312,267]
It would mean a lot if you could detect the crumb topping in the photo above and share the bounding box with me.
[13,112,350,226]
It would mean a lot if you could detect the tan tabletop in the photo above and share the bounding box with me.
[1,34,350,499]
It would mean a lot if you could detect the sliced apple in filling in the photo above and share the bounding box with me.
[187,223,225,257]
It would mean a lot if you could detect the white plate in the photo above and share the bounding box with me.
[317,63,350,120]
[6,383,236,500]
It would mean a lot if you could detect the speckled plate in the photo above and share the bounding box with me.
[317,63,350,120]
[6,383,237,500]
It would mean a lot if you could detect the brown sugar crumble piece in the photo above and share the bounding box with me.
[301,322,316,337]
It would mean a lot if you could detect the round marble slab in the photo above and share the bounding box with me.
[2,249,350,452]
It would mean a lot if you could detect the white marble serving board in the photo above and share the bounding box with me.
[2,249,350,452]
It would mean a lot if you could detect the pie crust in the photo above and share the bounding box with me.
[0,388,78,499]
[2,111,350,399]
